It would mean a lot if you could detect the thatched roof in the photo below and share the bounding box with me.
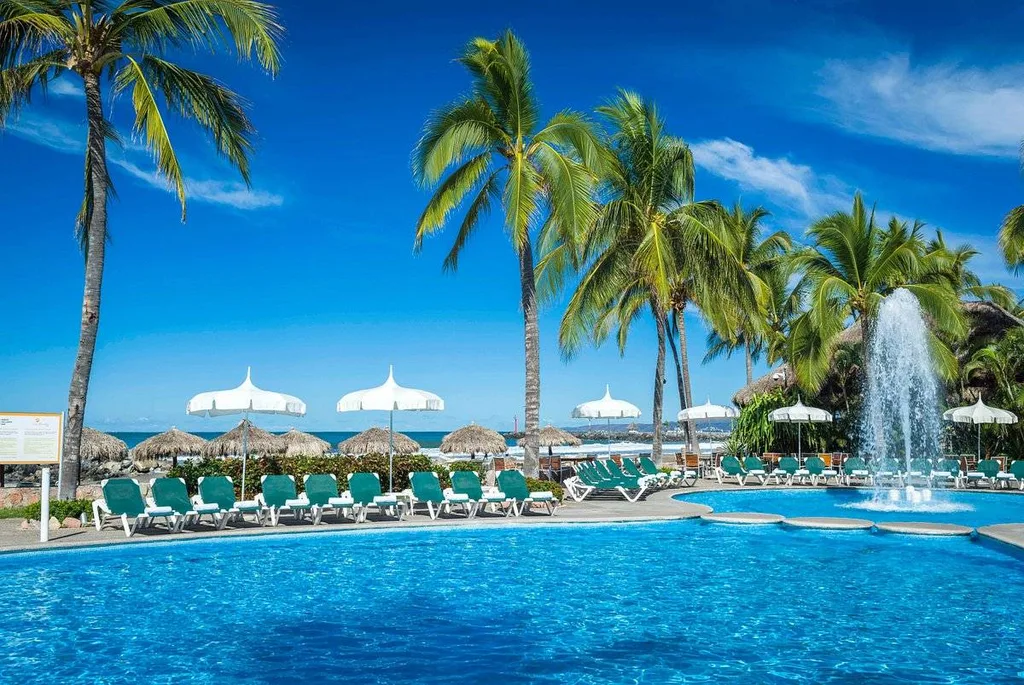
[279,428,331,456]
[518,425,582,448]
[733,301,1024,406]
[337,427,420,456]
[440,424,508,455]
[202,419,285,457]
[81,427,129,462]
[131,427,206,461]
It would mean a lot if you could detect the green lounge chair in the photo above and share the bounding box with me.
[930,458,962,488]
[622,458,661,486]
[870,457,903,487]
[769,455,800,485]
[497,470,556,516]
[150,477,224,529]
[303,474,358,523]
[566,462,650,503]
[907,458,932,486]
[258,474,319,526]
[601,460,655,501]
[92,478,180,537]
[742,456,768,485]
[715,455,747,485]
[196,475,264,525]
[803,456,831,486]
[966,458,1000,488]
[842,456,871,486]
[640,455,695,487]
[408,471,474,519]
[451,470,514,516]
[347,472,405,522]
[996,460,1024,490]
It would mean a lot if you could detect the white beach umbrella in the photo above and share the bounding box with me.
[186,367,306,499]
[678,399,738,421]
[337,366,444,491]
[942,396,1018,460]
[572,385,641,455]
[768,398,832,460]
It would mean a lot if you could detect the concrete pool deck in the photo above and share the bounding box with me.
[1,482,1023,555]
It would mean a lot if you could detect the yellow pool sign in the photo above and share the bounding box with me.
[0,412,63,464]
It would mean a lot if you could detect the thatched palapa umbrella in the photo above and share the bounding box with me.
[279,428,331,456]
[131,427,206,467]
[519,425,582,456]
[337,427,420,456]
[202,420,285,458]
[440,424,508,457]
[81,427,130,463]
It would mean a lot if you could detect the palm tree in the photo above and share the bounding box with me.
[999,206,1024,273]
[412,31,602,477]
[553,91,742,463]
[0,0,282,498]
[789,193,966,392]
[702,202,791,385]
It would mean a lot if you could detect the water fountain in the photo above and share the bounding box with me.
[847,288,969,513]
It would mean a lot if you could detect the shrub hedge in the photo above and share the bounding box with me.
[166,455,563,500]
[24,499,92,522]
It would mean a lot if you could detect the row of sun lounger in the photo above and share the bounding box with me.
[92,469,556,538]
[563,457,694,503]
[716,455,1024,489]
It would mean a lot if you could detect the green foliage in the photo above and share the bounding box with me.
[445,460,486,480]
[0,506,29,519]
[960,328,1024,456]
[170,454,442,497]
[23,499,91,522]
[524,477,564,502]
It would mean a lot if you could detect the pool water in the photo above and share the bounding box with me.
[677,488,1024,527]
[0,523,1022,683]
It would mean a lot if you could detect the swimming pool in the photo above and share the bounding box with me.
[0,522,1021,683]
[677,488,1024,527]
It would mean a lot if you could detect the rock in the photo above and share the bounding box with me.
[19,520,30,530]
[61,517,82,529]
[4,492,23,507]
[47,517,60,531]
[75,484,102,500]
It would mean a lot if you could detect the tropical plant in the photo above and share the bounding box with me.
[961,328,1024,456]
[702,202,792,385]
[788,194,966,392]
[549,91,745,463]
[412,31,603,478]
[999,205,1024,274]
[0,0,283,498]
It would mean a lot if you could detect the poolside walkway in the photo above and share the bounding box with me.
[2,482,1023,555]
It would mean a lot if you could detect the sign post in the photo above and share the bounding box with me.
[0,412,63,543]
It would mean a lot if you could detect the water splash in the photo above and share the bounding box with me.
[860,289,943,508]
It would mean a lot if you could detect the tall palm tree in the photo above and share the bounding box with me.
[412,31,602,477]
[999,206,1024,273]
[0,0,282,498]
[702,202,791,385]
[789,193,966,392]
[553,91,742,463]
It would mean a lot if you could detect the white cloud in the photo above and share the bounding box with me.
[691,138,849,216]
[113,159,284,210]
[818,54,1024,158]
[3,111,283,211]
[49,78,84,98]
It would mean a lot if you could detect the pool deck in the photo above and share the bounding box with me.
[2,481,1023,555]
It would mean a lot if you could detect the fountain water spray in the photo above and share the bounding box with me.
[858,288,943,509]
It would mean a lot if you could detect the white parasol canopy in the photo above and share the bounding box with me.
[768,398,832,460]
[186,367,305,499]
[337,366,443,491]
[572,385,640,456]
[678,399,738,421]
[943,396,1018,460]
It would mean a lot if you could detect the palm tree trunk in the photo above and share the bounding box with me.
[675,307,699,453]
[652,303,666,465]
[666,315,686,415]
[745,340,754,386]
[60,72,109,500]
[518,239,540,478]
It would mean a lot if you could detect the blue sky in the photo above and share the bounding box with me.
[1,0,1021,432]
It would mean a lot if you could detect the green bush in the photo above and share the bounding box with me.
[23,499,91,522]
[169,453,440,497]
[445,460,486,479]
[525,477,564,502]
[0,506,29,520]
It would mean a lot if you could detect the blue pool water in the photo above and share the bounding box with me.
[1,524,1022,683]
[677,488,1024,527]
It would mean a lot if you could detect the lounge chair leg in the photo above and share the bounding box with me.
[121,514,131,538]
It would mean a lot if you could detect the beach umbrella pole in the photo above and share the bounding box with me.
[977,423,981,461]
[607,418,612,457]
[241,411,249,500]
[389,409,394,493]
[798,422,802,462]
